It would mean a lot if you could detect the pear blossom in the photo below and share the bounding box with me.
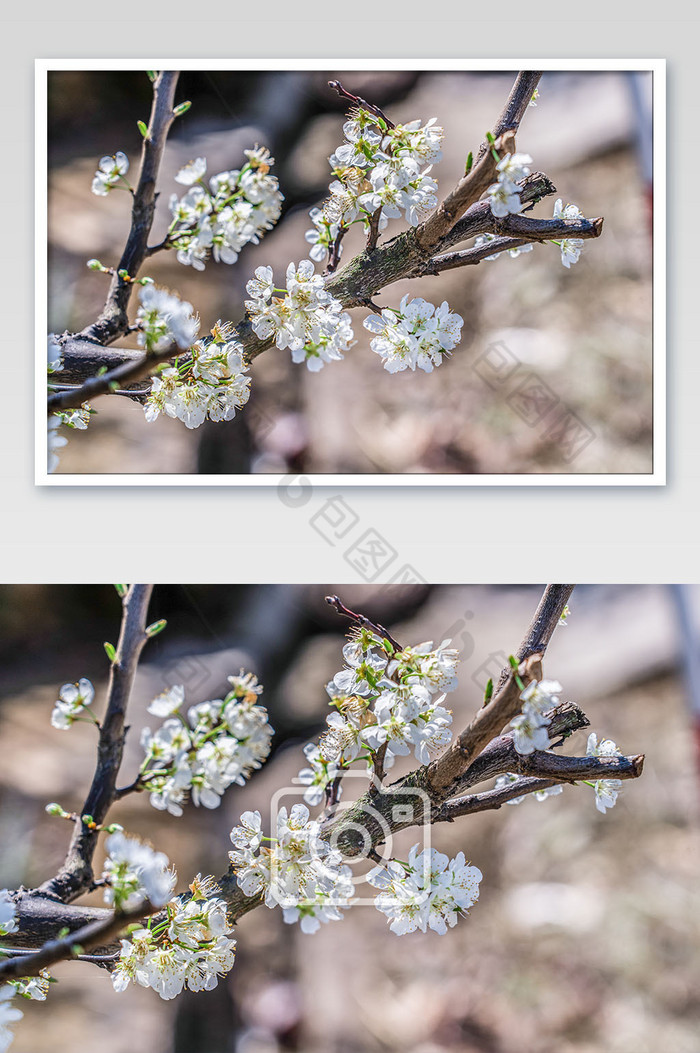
[139,673,272,813]
[363,295,463,374]
[168,149,282,271]
[102,831,175,910]
[113,877,236,1000]
[369,846,482,935]
[228,806,353,923]
[559,238,584,268]
[245,261,355,370]
[51,678,95,730]
[144,322,251,429]
[486,179,524,218]
[320,108,444,250]
[91,151,129,195]
[47,335,63,374]
[136,284,199,352]
[147,684,186,717]
[509,703,551,755]
[175,157,207,185]
[586,732,623,813]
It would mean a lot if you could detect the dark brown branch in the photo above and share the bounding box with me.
[328,80,395,130]
[415,129,516,253]
[325,594,402,651]
[0,901,156,982]
[81,72,179,345]
[47,342,178,414]
[438,751,645,823]
[429,216,603,273]
[449,701,590,793]
[475,71,543,162]
[497,584,574,690]
[39,586,154,902]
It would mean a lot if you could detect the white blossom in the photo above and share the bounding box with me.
[147,685,185,717]
[321,108,444,245]
[486,179,524,218]
[169,149,282,271]
[586,733,623,813]
[102,831,175,910]
[139,675,273,813]
[369,845,482,935]
[51,678,95,730]
[0,890,17,937]
[47,416,68,474]
[0,987,23,1053]
[91,151,129,195]
[175,157,207,185]
[136,284,199,353]
[47,335,63,374]
[145,323,251,429]
[228,806,353,924]
[509,703,551,755]
[363,295,463,373]
[245,261,355,370]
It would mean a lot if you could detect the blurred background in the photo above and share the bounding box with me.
[1,583,698,1052]
[47,69,654,475]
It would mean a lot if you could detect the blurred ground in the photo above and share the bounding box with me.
[47,70,654,475]
[1,584,698,1052]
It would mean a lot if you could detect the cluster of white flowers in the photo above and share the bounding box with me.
[229,806,353,934]
[136,283,199,353]
[6,973,51,1003]
[508,678,561,755]
[363,295,463,374]
[318,631,459,773]
[50,677,95,730]
[368,846,482,935]
[144,320,251,429]
[245,261,355,371]
[494,771,563,805]
[586,732,623,813]
[0,890,17,937]
[102,831,175,911]
[139,673,273,816]
[91,151,130,196]
[312,109,442,253]
[113,874,236,999]
[168,148,283,271]
[486,150,532,218]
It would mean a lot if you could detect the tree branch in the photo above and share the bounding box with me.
[39,585,154,902]
[81,72,179,346]
[475,71,543,162]
[0,901,156,982]
[438,751,645,822]
[47,343,178,414]
[429,216,603,273]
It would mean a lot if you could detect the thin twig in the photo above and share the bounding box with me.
[40,586,154,902]
[81,72,180,346]
[328,80,395,129]
[475,71,543,162]
[325,595,402,651]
